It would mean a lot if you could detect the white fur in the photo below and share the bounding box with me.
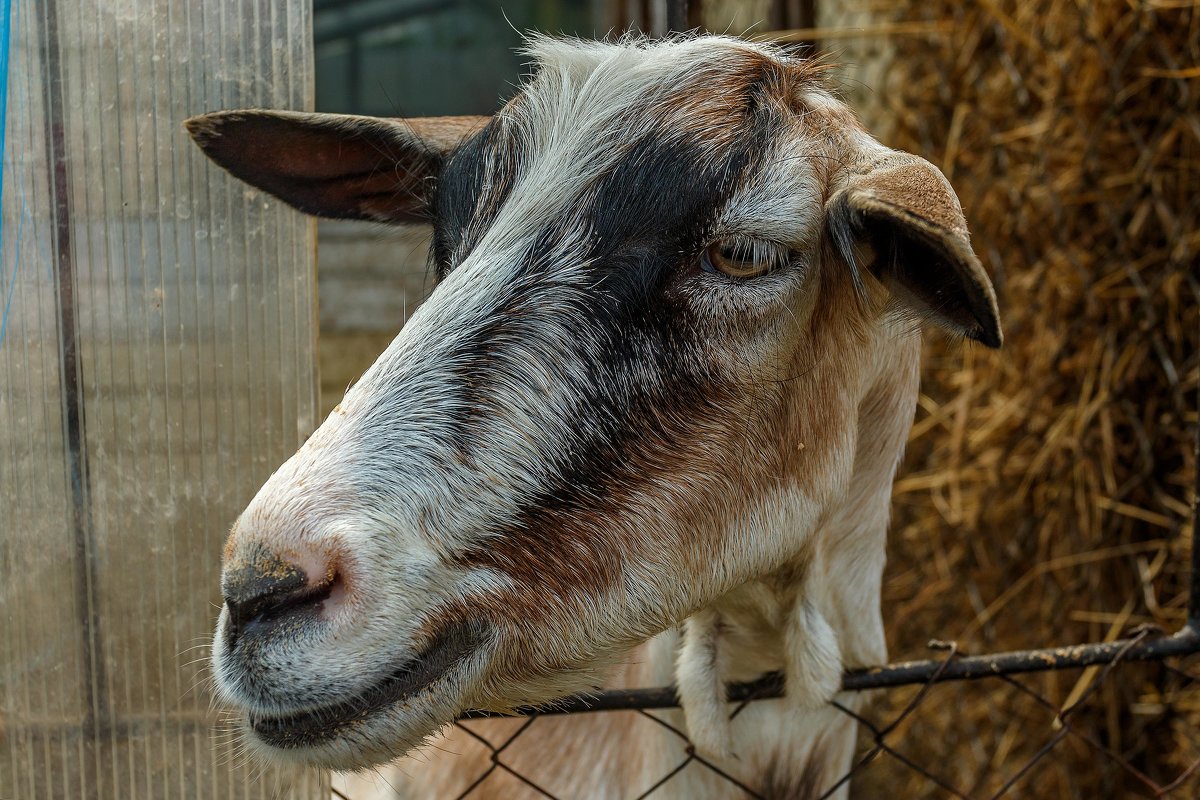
[676,608,731,758]
[784,598,843,709]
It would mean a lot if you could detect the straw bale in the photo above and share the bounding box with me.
[820,2,1200,796]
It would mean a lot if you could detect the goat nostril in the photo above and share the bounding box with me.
[222,554,337,641]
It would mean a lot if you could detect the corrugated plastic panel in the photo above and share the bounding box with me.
[0,0,325,795]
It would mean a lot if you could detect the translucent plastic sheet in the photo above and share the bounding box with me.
[0,0,325,796]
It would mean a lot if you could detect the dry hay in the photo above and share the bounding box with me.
[830,1,1200,797]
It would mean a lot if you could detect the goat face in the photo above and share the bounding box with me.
[188,35,1000,769]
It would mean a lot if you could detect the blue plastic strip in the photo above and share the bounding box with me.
[0,0,10,158]
[0,0,16,347]
[0,0,11,207]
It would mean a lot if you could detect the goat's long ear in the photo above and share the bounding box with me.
[826,152,1003,348]
[184,110,488,224]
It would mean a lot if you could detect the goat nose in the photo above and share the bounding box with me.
[222,550,332,642]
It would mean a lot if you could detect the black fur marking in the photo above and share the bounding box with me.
[420,73,789,578]
[431,118,520,277]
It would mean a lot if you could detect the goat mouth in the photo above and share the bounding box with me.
[247,621,484,748]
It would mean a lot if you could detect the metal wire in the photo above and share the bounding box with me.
[441,626,1200,799]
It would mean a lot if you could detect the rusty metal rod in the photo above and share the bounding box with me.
[460,626,1200,719]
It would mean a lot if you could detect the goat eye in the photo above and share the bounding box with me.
[701,236,782,279]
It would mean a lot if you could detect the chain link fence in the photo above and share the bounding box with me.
[332,619,1200,798]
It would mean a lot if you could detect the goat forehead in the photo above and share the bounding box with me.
[436,40,828,277]
[353,40,841,436]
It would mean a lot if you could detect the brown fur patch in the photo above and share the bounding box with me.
[446,377,748,611]
[403,115,489,151]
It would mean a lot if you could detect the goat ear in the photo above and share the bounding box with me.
[826,152,1003,348]
[184,110,488,224]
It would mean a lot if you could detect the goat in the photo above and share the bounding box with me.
[187,34,1000,799]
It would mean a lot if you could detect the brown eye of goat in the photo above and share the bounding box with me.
[701,236,783,279]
